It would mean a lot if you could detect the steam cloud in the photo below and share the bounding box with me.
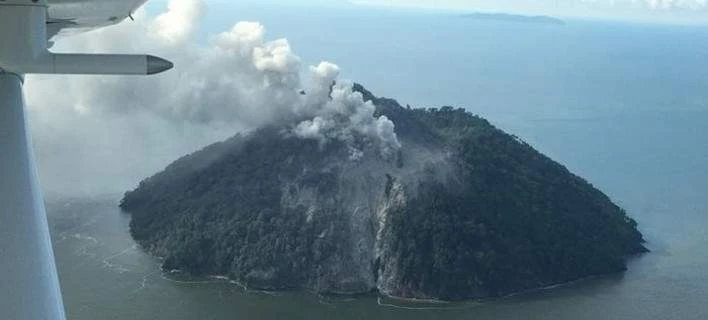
[295,63,401,159]
[27,0,400,196]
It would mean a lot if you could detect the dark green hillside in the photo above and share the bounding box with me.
[121,85,646,300]
[377,107,645,299]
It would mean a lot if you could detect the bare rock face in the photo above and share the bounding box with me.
[120,86,647,301]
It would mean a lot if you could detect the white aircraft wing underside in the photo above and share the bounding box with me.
[47,0,148,39]
[1,1,170,319]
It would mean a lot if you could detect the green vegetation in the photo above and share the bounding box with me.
[121,85,647,300]
[122,129,352,289]
[379,106,646,300]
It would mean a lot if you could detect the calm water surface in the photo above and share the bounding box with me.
[48,7,708,319]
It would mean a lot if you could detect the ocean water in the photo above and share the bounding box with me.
[48,6,708,320]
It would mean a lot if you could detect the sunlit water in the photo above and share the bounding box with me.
[48,7,708,320]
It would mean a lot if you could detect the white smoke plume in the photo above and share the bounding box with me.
[294,78,401,159]
[153,0,207,44]
[27,0,400,196]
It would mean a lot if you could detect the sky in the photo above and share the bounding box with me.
[330,0,708,24]
[148,0,708,24]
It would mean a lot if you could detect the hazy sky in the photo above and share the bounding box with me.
[152,0,708,24]
[339,0,708,23]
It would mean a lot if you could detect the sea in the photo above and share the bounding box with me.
[47,4,708,319]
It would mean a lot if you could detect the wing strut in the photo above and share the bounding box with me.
[0,1,173,319]
[0,72,67,320]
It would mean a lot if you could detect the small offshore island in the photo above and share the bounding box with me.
[120,85,646,301]
[461,12,565,25]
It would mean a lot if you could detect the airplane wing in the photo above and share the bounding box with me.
[1,1,171,319]
[47,0,149,39]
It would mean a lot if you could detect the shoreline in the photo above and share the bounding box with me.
[139,225,648,305]
[156,265,628,306]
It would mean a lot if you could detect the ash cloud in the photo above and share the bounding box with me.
[294,63,401,159]
[27,0,400,196]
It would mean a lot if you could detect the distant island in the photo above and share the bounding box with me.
[120,84,645,301]
[461,12,565,25]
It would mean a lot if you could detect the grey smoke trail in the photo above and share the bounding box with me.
[26,0,400,196]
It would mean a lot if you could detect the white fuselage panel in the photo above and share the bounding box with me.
[47,0,148,37]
